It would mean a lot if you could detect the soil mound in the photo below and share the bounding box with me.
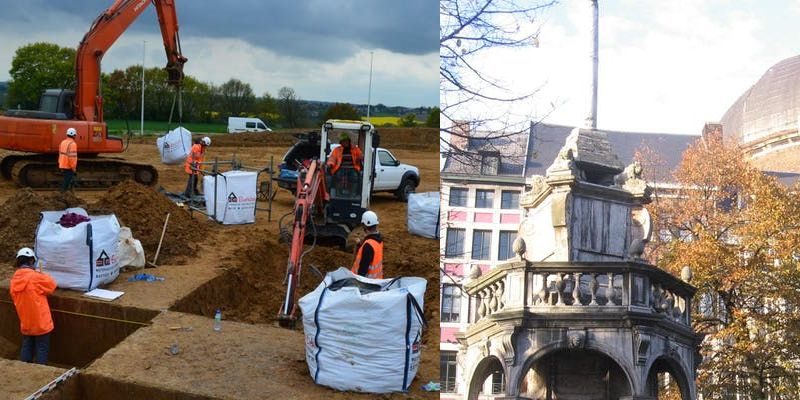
[90,180,209,265]
[0,189,86,265]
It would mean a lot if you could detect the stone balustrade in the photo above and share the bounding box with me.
[464,261,695,328]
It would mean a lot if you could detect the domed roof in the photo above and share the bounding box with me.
[721,55,800,146]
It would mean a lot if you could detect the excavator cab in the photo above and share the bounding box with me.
[317,120,379,244]
[4,89,75,121]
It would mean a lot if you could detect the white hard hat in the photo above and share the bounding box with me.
[66,128,77,137]
[202,137,211,146]
[16,247,35,260]
[361,210,379,227]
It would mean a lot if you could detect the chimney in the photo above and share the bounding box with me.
[702,122,723,145]
[450,120,471,151]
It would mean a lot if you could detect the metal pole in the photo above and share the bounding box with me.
[141,40,146,136]
[367,51,373,121]
[587,0,599,129]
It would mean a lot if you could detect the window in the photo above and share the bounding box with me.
[441,351,458,393]
[491,370,506,394]
[498,231,516,261]
[441,285,462,323]
[449,187,467,207]
[245,122,256,128]
[475,189,494,208]
[257,123,266,129]
[378,150,397,166]
[501,191,520,209]
[480,154,499,175]
[445,228,465,257]
[472,230,491,260]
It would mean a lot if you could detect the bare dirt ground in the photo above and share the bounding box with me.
[0,127,440,398]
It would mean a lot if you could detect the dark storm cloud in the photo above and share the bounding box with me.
[0,0,438,60]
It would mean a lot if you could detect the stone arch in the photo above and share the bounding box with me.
[465,355,506,400]
[645,355,692,400]
[515,341,635,399]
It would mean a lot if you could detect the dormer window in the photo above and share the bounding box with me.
[480,152,500,175]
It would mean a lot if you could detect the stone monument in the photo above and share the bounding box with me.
[455,128,700,400]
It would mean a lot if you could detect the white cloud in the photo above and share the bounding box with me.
[448,1,793,135]
[0,24,437,107]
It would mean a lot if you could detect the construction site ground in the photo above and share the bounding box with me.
[0,128,440,399]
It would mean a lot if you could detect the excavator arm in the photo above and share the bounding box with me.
[75,0,187,122]
[278,160,329,327]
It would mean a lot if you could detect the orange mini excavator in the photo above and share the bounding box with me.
[0,0,187,188]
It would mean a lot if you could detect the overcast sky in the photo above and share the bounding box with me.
[0,0,438,107]
[457,0,800,135]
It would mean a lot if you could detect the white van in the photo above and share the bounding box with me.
[227,117,272,133]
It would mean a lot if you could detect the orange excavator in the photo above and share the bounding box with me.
[0,0,187,188]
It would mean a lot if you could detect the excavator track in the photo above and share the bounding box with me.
[3,155,157,189]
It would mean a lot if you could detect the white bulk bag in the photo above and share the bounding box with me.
[407,192,440,239]
[35,208,121,292]
[299,268,427,393]
[203,170,257,225]
[117,227,145,270]
[156,126,192,165]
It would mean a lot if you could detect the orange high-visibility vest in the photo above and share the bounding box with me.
[9,268,56,336]
[352,237,384,279]
[184,143,205,175]
[58,138,77,171]
[327,145,363,174]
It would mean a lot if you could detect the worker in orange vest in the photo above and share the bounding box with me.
[9,248,57,364]
[352,210,384,279]
[58,128,78,192]
[184,136,211,197]
[327,133,363,174]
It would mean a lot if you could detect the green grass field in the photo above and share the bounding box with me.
[106,120,226,135]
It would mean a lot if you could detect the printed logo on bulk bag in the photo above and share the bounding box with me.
[95,250,117,267]
[228,192,238,202]
[412,338,421,353]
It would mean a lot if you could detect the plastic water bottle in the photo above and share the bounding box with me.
[213,309,222,332]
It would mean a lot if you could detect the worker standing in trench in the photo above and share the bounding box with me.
[58,128,78,192]
[9,248,57,364]
[352,211,384,279]
[184,136,211,197]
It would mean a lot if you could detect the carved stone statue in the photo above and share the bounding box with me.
[613,161,650,196]
[512,236,526,259]
[545,146,583,179]
[520,175,549,207]
[628,207,652,259]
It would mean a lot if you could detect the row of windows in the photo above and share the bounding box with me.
[449,188,520,209]
[445,228,517,261]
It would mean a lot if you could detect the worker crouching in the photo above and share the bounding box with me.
[58,128,78,192]
[184,136,211,197]
[9,248,57,364]
[352,211,384,279]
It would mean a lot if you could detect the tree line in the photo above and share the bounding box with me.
[3,42,439,129]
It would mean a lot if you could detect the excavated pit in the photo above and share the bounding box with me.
[0,289,158,369]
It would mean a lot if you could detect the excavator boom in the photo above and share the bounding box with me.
[278,160,328,327]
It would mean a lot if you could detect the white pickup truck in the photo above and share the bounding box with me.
[277,132,420,201]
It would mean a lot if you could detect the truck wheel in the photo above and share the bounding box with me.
[395,177,416,202]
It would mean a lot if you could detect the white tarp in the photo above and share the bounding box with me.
[35,208,121,292]
[407,192,440,239]
[203,170,257,224]
[299,267,427,393]
[156,126,192,165]
[117,227,145,270]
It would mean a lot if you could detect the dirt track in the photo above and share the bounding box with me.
[0,127,440,398]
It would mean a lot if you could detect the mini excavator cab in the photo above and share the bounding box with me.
[317,120,379,244]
